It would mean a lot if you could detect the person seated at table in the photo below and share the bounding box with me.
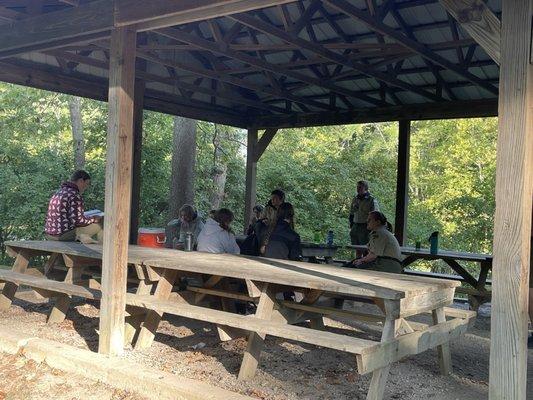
[165,204,204,248]
[267,189,285,210]
[347,211,402,273]
[246,204,264,235]
[197,208,240,254]
[261,202,302,261]
[44,170,103,244]
[240,204,277,256]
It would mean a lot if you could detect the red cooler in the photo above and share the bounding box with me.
[137,228,166,248]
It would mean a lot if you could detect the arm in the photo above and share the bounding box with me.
[72,194,97,227]
[353,251,377,266]
[225,233,241,254]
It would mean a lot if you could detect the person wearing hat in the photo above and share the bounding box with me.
[349,180,379,256]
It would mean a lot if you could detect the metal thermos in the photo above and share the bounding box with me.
[326,230,334,246]
[184,232,193,252]
[429,231,439,254]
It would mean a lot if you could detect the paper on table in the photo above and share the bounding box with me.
[84,209,104,217]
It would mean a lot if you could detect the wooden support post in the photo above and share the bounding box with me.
[394,120,410,245]
[238,283,275,380]
[0,251,30,310]
[243,128,258,233]
[129,34,146,245]
[432,307,452,375]
[489,0,533,398]
[98,26,136,356]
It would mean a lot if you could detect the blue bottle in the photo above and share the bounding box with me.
[429,231,439,254]
[326,230,334,247]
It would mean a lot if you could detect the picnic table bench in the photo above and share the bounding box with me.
[235,235,338,263]
[0,240,475,400]
[347,244,492,309]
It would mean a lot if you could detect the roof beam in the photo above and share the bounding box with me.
[250,99,498,129]
[229,12,444,102]
[323,0,498,95]
[0,0,298,58]
[155,27,387,107]
[439,0,500,65]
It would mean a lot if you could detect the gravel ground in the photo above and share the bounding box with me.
[0,291,531,400]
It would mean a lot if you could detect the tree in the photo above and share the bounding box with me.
[168,116,197,220]
[68,96,85,169]
[209,124,228,210]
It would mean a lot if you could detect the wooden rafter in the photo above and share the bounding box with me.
[439,0,500,65]
[154,26,387,107]
[230,12,443,102]
[323,0,498,95]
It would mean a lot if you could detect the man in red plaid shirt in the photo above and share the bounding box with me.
[45,170,103,244]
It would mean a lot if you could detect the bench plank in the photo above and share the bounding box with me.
[126,293,377,355]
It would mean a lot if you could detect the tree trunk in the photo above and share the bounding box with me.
[69,96,85,170]
[168,116,197,220]
[210,124,227,210]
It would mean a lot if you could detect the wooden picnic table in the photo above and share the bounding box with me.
[0,240,475,400]
[347,244,492,309]
[235,235,339,263]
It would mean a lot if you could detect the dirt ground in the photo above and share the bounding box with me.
[0,291,531,400]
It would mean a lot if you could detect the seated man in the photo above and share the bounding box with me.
[44,170,103,244]
[348,211,402,273]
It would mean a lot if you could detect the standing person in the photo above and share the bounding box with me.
[44,170,103,244]
[349,180,379,256]
[268,189,285,210]
[165,204,204,248]
[349,211,402,273]
[262,202,302,261]
[197,208,240,254]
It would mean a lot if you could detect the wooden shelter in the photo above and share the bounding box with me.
[0,0,530,398]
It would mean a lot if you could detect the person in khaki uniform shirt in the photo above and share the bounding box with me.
[349,180,379,249]
[350,211,403,273]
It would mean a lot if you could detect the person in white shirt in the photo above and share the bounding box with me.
[197,208,240,254]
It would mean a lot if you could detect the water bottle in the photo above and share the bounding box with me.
[326,230,334,247]
[184,232,193,252]
[429,231,439,254]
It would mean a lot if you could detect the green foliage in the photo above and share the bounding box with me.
[0,82,497,277]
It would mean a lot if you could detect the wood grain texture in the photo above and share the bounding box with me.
[489,1,533,398]
[439,0,500,64]
[243,128,258,233]
[98,27,137,356]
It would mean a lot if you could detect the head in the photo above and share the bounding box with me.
[357,180,369,196]
[261,204,278,227]
[278,202,295,227]
[215,208,234,231]
[71,170,91,194]
[367,211,387,231]
[270,189,285,208]
[179,204,197,224]
[253,204,264,219]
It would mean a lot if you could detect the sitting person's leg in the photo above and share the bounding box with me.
[75,223,103,244]
[46,230,76,242]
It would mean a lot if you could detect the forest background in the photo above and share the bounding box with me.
[0,83,497,274]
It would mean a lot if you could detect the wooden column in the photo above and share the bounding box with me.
[489,0,533,398]
[98,26,136,356]
[243,128,258,233]
[394,120,410,245]
[129,34,146,245]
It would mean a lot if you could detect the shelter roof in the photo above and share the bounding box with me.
[0,0,500,128]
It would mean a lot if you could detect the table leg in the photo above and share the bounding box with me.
[238,283,276,380]
[48,266,84,323]
[366,316,401,400]
[432,307,452,375]
[134,269,178,349]
[0,250,31,310]
[124,278,154,345]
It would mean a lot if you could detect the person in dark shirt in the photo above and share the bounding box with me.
[262,202,302,261]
